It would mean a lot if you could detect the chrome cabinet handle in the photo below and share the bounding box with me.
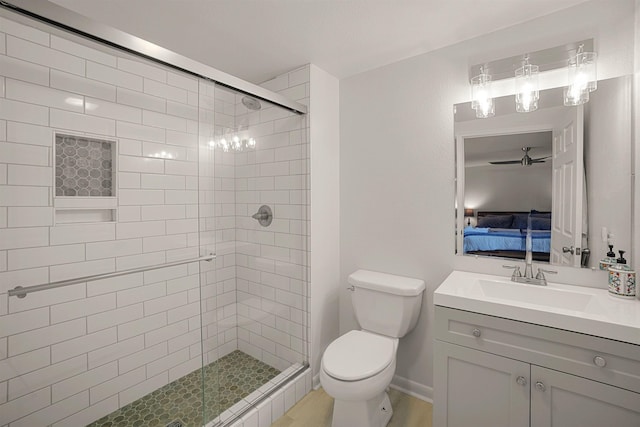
[535,381,546,392]
[562,246,575,254]
[593,356,607,367]
[472,328,481,338]
[516,376,527,386]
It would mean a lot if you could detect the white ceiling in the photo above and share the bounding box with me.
[464,132,552,168]
[49,0,588,84]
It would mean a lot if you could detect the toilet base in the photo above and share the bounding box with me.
[331,391,393,427]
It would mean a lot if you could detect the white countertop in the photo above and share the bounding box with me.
[434,270,640,346]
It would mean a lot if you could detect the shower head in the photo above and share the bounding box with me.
[241,96,262,111]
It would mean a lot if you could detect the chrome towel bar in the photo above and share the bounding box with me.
[8,253,216,299]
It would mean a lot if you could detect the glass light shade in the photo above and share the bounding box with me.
[578,51,597,92]
[564,83,590,106]
[564,51,597,106]
[471,71,495,118]
[515,62,539,112]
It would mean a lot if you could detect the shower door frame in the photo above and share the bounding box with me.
[1,0,307,115]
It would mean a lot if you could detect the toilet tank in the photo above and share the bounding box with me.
[348,270,425,338]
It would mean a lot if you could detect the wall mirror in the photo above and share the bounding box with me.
[454,75,633,269]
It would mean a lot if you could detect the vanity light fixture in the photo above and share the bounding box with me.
[564,44,597,106]
[515,56,539,112]
[468,40,596,114]
[471,67,495,118]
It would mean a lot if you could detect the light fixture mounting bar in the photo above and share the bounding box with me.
[468,39,593,82]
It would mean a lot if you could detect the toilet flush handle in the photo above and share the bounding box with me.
[346,285,355,292]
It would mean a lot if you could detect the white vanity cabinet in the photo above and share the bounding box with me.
[530,366,640,426]
[434,306,640,427]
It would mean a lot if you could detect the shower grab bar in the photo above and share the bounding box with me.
[8,253,216,299]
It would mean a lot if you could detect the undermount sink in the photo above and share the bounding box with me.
[477,279,596,312]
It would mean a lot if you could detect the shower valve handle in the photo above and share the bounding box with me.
[251,205,273,227]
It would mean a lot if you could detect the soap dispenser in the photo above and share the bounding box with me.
[599,244,618,270]
[617,250,627,264]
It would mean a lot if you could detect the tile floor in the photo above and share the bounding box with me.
[87,350,281,427]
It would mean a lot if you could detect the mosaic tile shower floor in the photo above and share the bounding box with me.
[87,351,281,427]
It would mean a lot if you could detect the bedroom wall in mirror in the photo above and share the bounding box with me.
[454,76,633,269]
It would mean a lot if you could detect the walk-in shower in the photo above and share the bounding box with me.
[0,3,309,426]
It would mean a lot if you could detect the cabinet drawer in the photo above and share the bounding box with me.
[435,306,640,393]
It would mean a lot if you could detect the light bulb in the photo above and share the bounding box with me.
[515,58,539,113]
[564,47,597,106]
[471,68,494,118]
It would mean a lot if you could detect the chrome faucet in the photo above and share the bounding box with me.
[503,263,557,286]
[502,219,557,285]
[523,247,534,280]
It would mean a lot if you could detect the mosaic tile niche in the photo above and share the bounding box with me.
[55,133,114,197]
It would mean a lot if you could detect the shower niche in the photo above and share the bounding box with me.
[53,132,118,224]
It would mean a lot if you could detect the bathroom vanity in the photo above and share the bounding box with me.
[433,271,640,427]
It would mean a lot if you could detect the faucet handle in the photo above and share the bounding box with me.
[535,268,557,280]
[503,265,522,278]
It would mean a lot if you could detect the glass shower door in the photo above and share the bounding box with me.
[199,81,309,426]
[0,7,217,427]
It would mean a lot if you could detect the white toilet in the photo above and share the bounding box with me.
[320,269,425,427]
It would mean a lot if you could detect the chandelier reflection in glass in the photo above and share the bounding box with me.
[208,126,256,152]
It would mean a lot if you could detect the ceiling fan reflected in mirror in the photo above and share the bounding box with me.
[489,147,550,166]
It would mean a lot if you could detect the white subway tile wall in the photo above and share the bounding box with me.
[0,11,310,427]
[0,14,202,426]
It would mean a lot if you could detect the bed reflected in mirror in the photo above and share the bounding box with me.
[464,211,552,262]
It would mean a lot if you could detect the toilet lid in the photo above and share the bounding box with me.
[322,330,395,381]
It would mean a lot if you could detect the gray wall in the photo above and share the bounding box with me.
[465,164,552,213]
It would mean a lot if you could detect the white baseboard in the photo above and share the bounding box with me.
[390,374,433,403]
[312,373,321,390]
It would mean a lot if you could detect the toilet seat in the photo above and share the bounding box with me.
[322,330,395,381]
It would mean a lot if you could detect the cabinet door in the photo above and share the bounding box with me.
[531,366,640,427]
[434,341,530,427]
